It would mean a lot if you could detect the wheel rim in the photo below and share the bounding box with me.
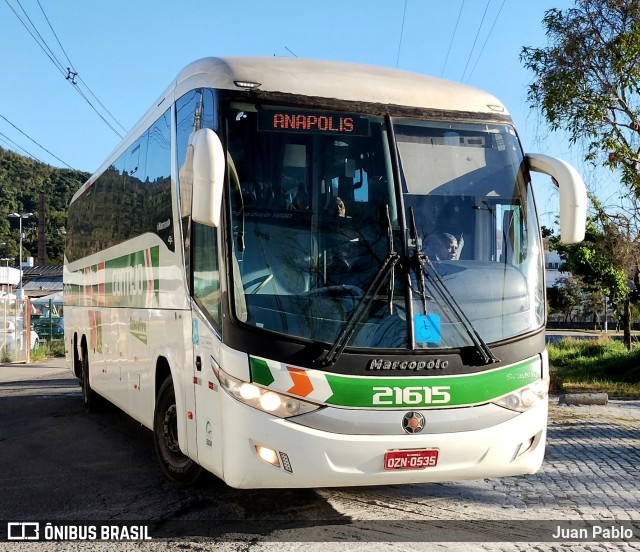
[162,404,181,454]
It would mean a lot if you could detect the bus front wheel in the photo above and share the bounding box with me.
[153,377,202,485]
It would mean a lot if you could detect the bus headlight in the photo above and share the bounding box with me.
[214,367,321,418]
[493,377,549,413]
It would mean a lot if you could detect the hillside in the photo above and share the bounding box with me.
[0,147,89,265]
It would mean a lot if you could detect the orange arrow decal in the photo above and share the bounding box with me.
[287,367,314,397]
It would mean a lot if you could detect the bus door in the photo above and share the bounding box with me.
[190,222,224,475]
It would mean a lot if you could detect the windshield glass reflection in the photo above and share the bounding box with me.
[220,103,543,350]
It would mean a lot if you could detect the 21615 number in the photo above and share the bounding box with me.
[372,386,451,406]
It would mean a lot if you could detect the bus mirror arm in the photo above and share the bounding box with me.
[192,128,225,227]
[525,153,587,244]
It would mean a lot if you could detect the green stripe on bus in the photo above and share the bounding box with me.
[65,246,160,308]
[324,358,540,408]
[250,357,275,387]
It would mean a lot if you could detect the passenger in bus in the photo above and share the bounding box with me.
[425,233,462,261]
[331,196,347,218]
[241,182,258,205]
[323,196,360,288]
[241,181,272,207]
[255,181,275,208]
[287,183,310,210]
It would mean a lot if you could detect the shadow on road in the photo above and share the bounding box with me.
[0,373,348,539]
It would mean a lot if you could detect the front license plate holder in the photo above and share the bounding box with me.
[384,449,439,470]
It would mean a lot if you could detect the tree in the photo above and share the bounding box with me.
[550,216,638,348]
[0,148,87,265]
[521,0,640,193]
[521,0,640,348]
[548,275,583,323]
[581,288,608,329]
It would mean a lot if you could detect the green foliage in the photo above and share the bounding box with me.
[522,2,640,348]
[580,289,607,319]
[548,337,640,397]
[0,147,88,265]
[547,276,583,321]
[549,219,630,310]
[521,0,640,193]
[30,344,48,362]
[30,339,65,361]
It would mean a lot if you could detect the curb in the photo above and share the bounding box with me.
[559,392,609,405]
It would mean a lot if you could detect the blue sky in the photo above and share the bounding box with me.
[1,0,597,226]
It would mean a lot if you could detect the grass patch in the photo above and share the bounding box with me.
[548,337,640,398]
[31,339,65,362]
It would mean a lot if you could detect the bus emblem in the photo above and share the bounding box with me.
[402,412,425,434]
[367,358,448,371]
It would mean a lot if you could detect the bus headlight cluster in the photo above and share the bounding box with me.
[493,377,549,413]
[214,367,320,418]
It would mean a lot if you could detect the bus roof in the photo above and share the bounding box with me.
[77,57,510,200]
[173,56,509,116]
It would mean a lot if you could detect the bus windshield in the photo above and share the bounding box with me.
[221,102,543,350]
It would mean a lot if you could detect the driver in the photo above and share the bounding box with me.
[425,233,461,261]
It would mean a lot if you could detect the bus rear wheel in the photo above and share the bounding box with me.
[80,346,100,412]
[153,377,202,485]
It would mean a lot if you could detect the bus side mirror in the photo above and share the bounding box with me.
[192,128,225,227]
[525,153,587,244]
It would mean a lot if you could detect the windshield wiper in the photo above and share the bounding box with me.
[315,205,399,368]
[409,208,498,366]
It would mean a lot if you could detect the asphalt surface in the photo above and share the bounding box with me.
[0,356,68,383]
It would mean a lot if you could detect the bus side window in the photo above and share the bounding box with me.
[193,222,221,326]
[499,206,523,265]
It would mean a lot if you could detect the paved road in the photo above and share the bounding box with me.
[0,359,638,551]
[545,329,640,344]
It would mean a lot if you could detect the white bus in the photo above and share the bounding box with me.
[64,57,586,488]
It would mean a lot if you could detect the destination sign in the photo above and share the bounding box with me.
[258,107,370,136]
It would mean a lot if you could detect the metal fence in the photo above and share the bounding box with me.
[0,296,31,363]
[31,298,64,346]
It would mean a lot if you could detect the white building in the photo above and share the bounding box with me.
[0,266,20,294]
[544,249,568,287]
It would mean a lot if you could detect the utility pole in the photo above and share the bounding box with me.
[8,212,33,299]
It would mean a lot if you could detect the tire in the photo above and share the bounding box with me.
[153,378,202,485]
[80,347,100,412]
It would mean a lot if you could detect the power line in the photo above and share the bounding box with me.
[441,0,465,78]
[0,113,73,169]
[4,0,126,138]
[35,0,74,70]
[35,0,127,135]
[465,0,506,83]
[72,83,125,138]
[0,130,43,163]
[460,0,491,82]
[4,0,66,75]
[396,0,408,68]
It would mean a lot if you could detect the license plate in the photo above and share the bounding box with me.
[384,449,439,470]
